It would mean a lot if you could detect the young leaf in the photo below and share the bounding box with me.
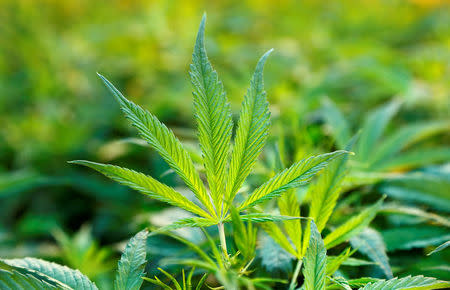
[226,49,272,207]
[359,275,450,290]
[303,221,327,290]
[278,189,302,256]
[324,198,383,249]
[97,74,215,217]
[350,228,393,279]
[70,161,211,219]
[260,222,298,257]
[239,150,348,210]
[190,14,233,211]
[230,207,250,259]
[2,258,97,290]
[157,268,182,290]
[114,230,149,290]
[326,247,352,276]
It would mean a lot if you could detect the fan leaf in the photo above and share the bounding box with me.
[190,14,233,212]
[114,230,149,290]
[359,275,450,290]
[97,74,215,217]
[70,161,211,219]
[239,150,348,210]
[324,198,383,248]
[2,258,97,290]
[303,221,327,290]
[350,228,393,279]
[226,49,272,208]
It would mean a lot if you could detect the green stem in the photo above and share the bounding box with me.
[289,259,303,290]
[218,223,228,257]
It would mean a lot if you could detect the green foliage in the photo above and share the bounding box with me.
[0,259,96,289]
[428,241,450,256]
[359,275,450,290]
[303,222,327,290]
[309,137,356,232]
[69,161,210,219]
[382,226,450,252]
[239,151,347,210]
[52,226,114,281]
[324,198,384,248]
[350,228,393,279]
[1,7,449,290]
[114,230,149,290]
[226,49,272,210]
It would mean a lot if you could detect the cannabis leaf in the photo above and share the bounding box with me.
[359,275,450,290]
[190,14,233,212]
[97,74,215,217]
[350,228,393,279]
[309,136,356,232]
[69,161,210,219]
[324,198,384,248]
[114,230,149,290]
[226,49,272,209]
[303,221,327,290]
[239,150,348,210]
[1,258,97,290]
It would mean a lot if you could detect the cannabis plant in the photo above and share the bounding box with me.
[1,14,449,289]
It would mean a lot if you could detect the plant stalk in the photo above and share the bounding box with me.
[289,259,303,290]
[218,222,228,257]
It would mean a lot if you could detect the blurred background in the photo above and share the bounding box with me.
[0,0,449,288]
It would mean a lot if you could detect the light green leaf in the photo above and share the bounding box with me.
[428,240,450,256]
[226,49,272,207]
[324,198,383,249]
[2,258,97,290]
[190,14,233,211]
[97,74,215,217]
[326,247,352,275]
[149,217,216,236]
[328,276,352,290]
[114,230,149,290]
[342,257,377,266]
[278,190,302,256]
[260,222,297,258]
[350,228,393,279]
[235,213,307,223]
[309,136,356,232]
[239,150,348,210]
[70,161,210,219]
[303,221,327,290]
[359,275,450,290]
